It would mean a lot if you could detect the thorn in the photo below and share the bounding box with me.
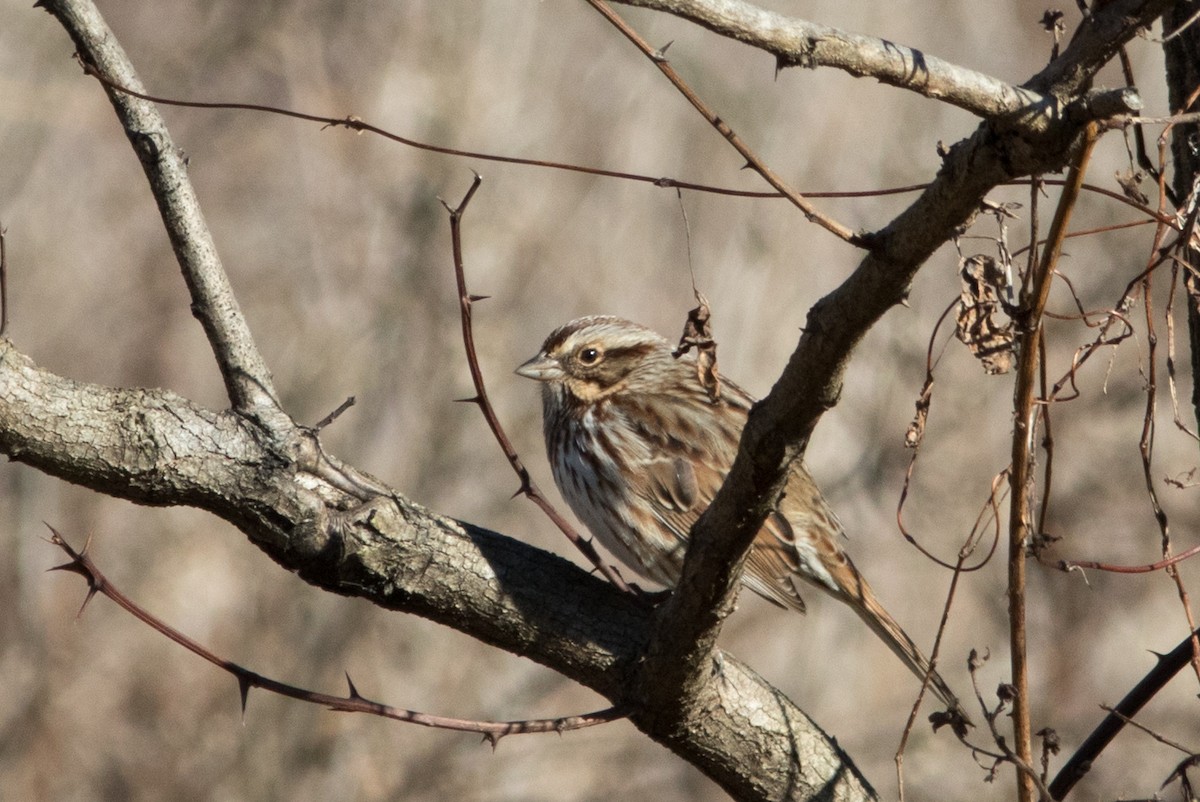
[482,732,501,751]
[345,672,362,699]
[75,585,100,619]
[468,294,491,303]
[237,674,252,719]
[510,486,525,500]
[652,40,673,62]
[453,396,482,404]
[44,522,66,546]
[47,560,90,579]
[741,160,753,170]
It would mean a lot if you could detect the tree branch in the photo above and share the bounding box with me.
[0,338,873,801]
[608,0,1047,120]
[36,0,280,415]
[639,0,1167,717]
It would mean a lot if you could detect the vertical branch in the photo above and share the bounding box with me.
[1007,124,1097,802]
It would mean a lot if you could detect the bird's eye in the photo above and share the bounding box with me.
[577,347,601,365]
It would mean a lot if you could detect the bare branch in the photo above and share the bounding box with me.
[608,0,1046,120]
[587,0,864,246]
[442,174,637,594]
[1006,123,1099,802]
[0,337,873,801]
[1050,622,1200,798]
[38,0,280,413]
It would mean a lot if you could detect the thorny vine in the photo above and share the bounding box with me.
[45,527,625,744]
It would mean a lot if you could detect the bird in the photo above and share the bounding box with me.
[516,314,967,721]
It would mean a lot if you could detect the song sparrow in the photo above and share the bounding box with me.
[517,315,966,719]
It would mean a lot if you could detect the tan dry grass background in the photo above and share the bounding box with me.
[0,1,1196,799]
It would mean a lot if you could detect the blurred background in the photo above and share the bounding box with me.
[1,1,1196,799]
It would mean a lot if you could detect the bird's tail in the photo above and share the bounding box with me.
[832,559,972,727]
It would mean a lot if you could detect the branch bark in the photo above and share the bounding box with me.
[1164,2,1200,433]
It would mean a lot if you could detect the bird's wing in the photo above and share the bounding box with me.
[627,382,811,612]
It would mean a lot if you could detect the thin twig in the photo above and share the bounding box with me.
[895,545,973,794]
[44,526,626,744]
[1146,122,1200,686]
[1057,541,1200,573]
[1007,121,1099,802]
[1099,706,1198,755]
[312,396,356,432]
[0,224,7,337]
[585,0,865,247]
[441,176,636,594]
[958,652,1055,801]
[1049,615,1200,799]
[69,59,923,204]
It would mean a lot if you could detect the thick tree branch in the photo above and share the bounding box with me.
[36,0,279,415]
[0,337,873,801]
[642,0,1169,712]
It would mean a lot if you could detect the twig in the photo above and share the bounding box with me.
[440,175,635,594]
[585,0,865,247]
[44,526,625,744]
[1007,121,1099,802]
[897,293,1005,573]
[957,651,1055,801]
[1056,541,1200,573]
[312,396,356,432]
[1144,124,1200,687]
[68,58,924,204]
[895,544,974,793]
[1099,706,1198,755]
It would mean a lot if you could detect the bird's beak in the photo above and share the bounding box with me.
[515,353,563,382]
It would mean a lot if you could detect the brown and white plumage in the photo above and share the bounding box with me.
[517,315,966,719]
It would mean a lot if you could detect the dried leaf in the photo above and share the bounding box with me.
[956,255,1015,374]
[673,292,722,404]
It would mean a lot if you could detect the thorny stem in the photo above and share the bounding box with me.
[45,526,625,742]
[1007,122,1098,802]
[441,176,636,595]
[584,0,866,247]
[1049,619,1200,797]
